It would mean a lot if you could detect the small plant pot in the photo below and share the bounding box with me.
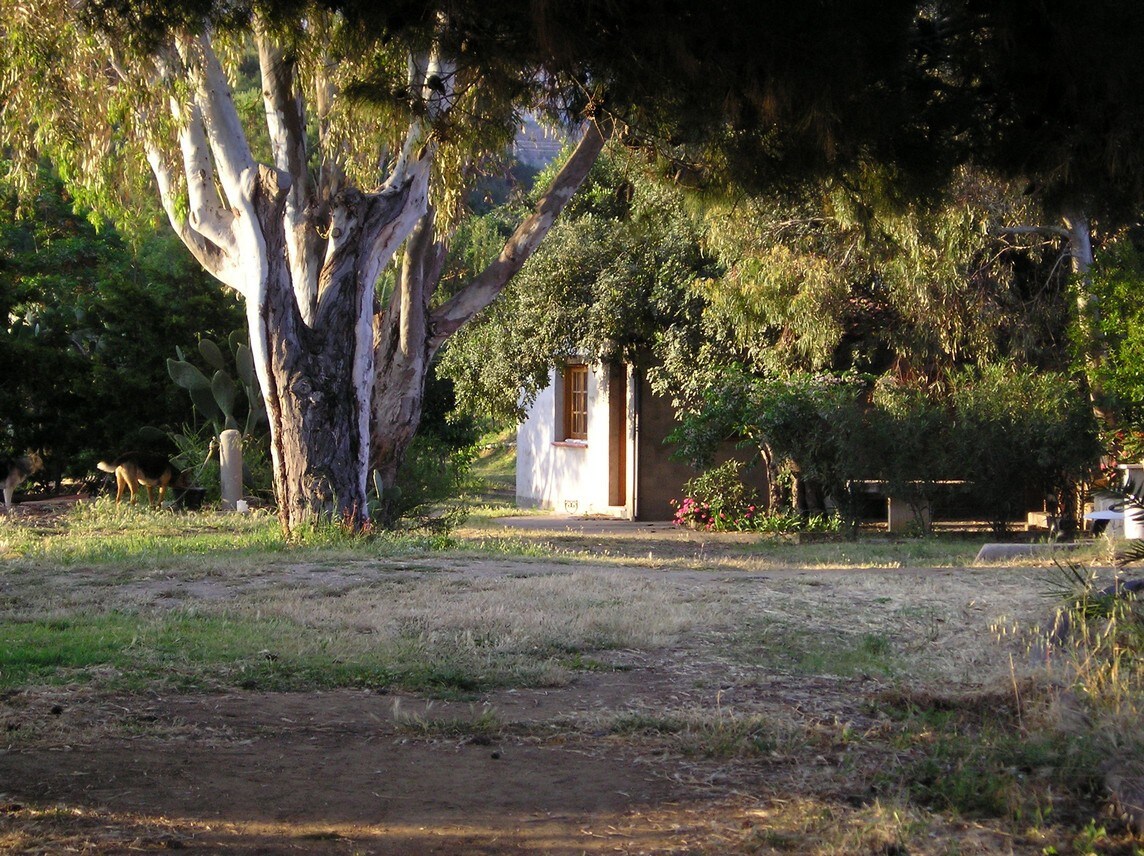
[177,487,207,511]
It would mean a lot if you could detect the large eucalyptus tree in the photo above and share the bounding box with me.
[1,2,608,531]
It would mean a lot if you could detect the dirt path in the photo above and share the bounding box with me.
[0,654,926,854]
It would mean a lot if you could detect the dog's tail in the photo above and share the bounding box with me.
[96,461,117,474]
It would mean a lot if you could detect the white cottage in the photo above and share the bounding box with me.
[516,360,731,520]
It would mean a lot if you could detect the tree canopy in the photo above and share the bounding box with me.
[3,0,1143,529]
[439,147,712,421]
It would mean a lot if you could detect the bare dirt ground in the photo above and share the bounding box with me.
[0,664,900,854]
[0,509,1133,854]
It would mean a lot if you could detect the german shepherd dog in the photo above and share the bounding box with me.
[1,452,43,511]
[97,452,187,506]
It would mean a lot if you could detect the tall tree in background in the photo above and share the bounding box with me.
[923,0,1144,423]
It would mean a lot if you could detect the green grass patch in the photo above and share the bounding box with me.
[1,502,286,566]
[605,710,783,758]
[871,688,1107,827]
[0,612,378,692]
[735,622,899,677]
[394,703,501,739]
[0,611,560,695]
[897,729,1105,824]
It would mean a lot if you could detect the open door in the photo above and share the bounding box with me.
[608,363,627,508]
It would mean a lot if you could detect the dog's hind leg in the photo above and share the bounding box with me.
[115,471,131,504]
[2,487,12,511]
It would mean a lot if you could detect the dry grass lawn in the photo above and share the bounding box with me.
[0,504,1141,854]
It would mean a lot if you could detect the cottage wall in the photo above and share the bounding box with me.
[517,363,767,521]
[516,365,632,517]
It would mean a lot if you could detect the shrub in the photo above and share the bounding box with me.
[371,433,476,533]
[669,363,1099,533]
[946,365,1100,532]
[672,460,840,534]
[672,461,757,530]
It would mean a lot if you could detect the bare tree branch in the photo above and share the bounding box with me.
[256,21,321,319]
[428,116,613,352]
[177,31,256,212]
[144,143,239,290]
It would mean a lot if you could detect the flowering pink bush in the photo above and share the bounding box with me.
[671,462,837,534]
[670,496,715,529]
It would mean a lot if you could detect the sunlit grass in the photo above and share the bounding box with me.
[1,499,285,565]
[0,498,467,569]
[0,563,712,698]
[6,491,1102,572]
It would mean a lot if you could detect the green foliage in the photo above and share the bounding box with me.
[439,147,712,422]
[370,434,475,534]
[844,380,954,526]
[939,2,1144,217]
[0,162,244,476]
[165,332,271,498]
[672,461,759,531]
[1073,237,1144,452]
[695,167,1065,378]
[945,365,1100,531]
[668,364,1098,531]
[167,332,266,437]
[672,460,841,534]
[665,366,863,511]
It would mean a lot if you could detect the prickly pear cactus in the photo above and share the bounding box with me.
[168,336,267,437]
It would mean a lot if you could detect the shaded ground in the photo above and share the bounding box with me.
[0,506,1136,854]
[0,651,1028,855]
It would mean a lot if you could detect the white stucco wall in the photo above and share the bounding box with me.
[516,365,630,517]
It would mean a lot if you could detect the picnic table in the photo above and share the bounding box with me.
[849,479,967,534]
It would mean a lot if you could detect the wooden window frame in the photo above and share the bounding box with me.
[562,363,589,442]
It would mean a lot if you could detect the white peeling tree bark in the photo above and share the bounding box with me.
[136,26,436,534]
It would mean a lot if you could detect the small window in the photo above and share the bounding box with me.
[563,363,589,441]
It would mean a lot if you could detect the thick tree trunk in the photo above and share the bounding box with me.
[249,169,374,533]
[257,299,372,532]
